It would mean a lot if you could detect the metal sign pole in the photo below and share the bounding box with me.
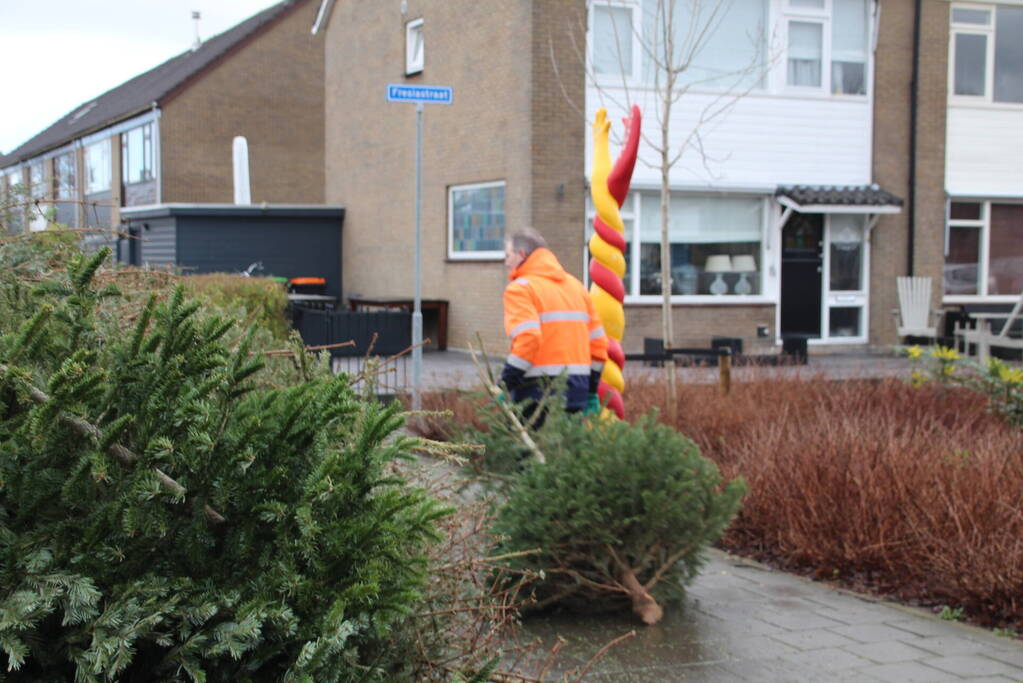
[385,84,450,411]
[412,102,423,411]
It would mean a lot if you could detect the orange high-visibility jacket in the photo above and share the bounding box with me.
[501,248,609,409]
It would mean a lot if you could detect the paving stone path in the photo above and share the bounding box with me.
[522,550,1023,681]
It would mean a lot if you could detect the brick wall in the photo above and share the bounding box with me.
[160,0,324,205]
[325,0,536,352]
[530,0,587,281]
[624,304,776,354]
[870,0,948,347]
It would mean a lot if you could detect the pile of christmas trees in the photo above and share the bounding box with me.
[0,246,447,680]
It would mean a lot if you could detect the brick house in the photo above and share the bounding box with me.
[1,0,323,238]
[319,0,916,354]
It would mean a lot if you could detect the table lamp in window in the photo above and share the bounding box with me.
[704,255,732,296]
[732,254,757,295]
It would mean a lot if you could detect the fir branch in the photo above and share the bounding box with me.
[0,363,225,523]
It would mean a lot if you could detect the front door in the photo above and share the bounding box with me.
[781,213,823,337]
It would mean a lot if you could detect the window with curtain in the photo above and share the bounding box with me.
[594,5,633,77]
[639,0,767,90]
[829,215,864,291]
[831,0,867,94]
[637,193,763,296]
[787,21,822,87]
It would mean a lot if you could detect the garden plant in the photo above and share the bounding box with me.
[450,389,746,626]
[0,241,485,681]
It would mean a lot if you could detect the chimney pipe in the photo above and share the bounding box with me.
[232,136,251,204]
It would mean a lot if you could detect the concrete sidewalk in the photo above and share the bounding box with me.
[523,550,1023,681]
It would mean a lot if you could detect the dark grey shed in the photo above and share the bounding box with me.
[118,204,344,298]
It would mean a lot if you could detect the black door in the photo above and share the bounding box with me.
[781,213,823,337]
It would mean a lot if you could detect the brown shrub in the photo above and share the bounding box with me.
[627,372,1023,626]
[407,390,489,442]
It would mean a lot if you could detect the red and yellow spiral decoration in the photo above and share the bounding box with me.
[590,105,641,420]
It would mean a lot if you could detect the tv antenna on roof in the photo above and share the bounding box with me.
[191,11,202,51]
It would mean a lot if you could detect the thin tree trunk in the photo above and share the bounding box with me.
[659,0,678,422]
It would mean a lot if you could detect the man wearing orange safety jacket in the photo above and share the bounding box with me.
[501,228,609,416]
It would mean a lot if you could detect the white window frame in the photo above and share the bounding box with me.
[779,0,872,98]
[590,1,641,87]
[585,190,774,305]
[944,198,1023,302]
[447,180,506,261]
[949,2,1023,107]
[949,3,995,104]
[405,17,424,76]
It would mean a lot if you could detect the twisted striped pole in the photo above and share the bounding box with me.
[589,105,641,419]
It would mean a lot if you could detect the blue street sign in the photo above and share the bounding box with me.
[386,84,453,104]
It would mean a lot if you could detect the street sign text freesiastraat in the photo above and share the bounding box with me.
[386,84,453,104]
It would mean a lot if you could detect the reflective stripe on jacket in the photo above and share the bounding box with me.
[501,248,609,410]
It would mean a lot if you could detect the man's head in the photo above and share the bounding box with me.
[504,227,547,272]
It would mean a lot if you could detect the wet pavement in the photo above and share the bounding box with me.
[521,550,1023,681]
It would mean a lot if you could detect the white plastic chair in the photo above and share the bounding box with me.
[893,276,940,341]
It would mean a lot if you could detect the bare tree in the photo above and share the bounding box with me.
[555,0,775,413]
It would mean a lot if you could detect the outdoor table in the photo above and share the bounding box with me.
[347,297,449,350]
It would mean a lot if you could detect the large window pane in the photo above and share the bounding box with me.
[831,0,867,94]
[85,140,111,194]
[945,226,980,295]
[954,33,987,96]
[788,21,822,87]
[28,162,45,199]
[54,153,76,200]
[829,307,861,337]
[639,193,762,295]
[122,124,153,184]
[829,215,864,291]
[594,6,633,76]
[641,0,767,90]
[994,6,1023,103]
[449,182,505,256]
[989,204,1023,295]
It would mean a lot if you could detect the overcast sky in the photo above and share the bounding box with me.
[0,0,284,154]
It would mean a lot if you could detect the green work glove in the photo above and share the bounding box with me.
[495,391,508,405]
[583,393,601,416]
